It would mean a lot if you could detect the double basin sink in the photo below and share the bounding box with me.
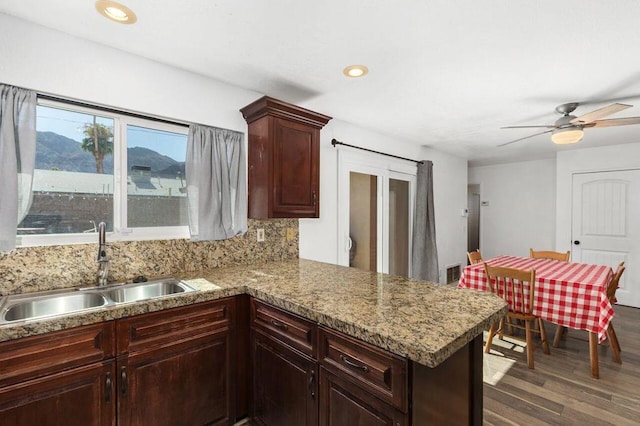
[0,278,196,325]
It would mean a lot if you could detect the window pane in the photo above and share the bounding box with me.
[18,105,114,234]
[389,178,409,277]
[349,172,377,272]
[126,125,188,228]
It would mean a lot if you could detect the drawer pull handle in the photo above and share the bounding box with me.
[121,366,128,395]
[105,372,112,402]
[270,319,289,330]
[340,354,369,372]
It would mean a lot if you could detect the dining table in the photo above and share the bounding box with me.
[457,255,615,378]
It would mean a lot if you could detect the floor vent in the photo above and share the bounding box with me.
[446,264,461,284]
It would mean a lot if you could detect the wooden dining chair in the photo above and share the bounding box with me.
[552,261,625,366]
[483,263,550,369]
[529,248,570,262]
[467,249,483,265]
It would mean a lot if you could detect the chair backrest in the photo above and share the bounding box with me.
[467,250,483,265]
[484,263,536,316]
[529,249,570,262]
[606,262,625,301]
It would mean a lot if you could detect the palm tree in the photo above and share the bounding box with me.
[81,123,113,174]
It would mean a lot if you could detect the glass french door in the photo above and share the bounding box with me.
[338,151,416,276]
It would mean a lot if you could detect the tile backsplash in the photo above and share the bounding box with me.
[0,219,298,296]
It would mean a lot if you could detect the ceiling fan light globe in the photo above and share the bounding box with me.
[551,127,584,144]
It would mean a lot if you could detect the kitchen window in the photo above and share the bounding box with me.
[17,99,189,247]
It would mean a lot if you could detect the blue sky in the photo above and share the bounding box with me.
[37,105,187,161]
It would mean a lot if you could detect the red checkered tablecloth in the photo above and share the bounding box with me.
[458,255,615,343]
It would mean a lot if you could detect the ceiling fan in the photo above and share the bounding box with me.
[500,102,640,147]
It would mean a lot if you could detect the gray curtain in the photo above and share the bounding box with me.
[0,84,36,252]
[185,124,247,241]
[411,160,439,282]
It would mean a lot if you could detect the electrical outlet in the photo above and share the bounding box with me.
[257,228,265,242]
[286,228,295,241]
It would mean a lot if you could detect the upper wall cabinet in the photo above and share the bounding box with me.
[241,96,331,219]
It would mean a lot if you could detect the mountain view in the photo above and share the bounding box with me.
[36,131,186,177]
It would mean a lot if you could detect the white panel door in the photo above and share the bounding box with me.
[572,170,640,307]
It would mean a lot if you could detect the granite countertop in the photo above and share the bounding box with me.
[0,258,507,368]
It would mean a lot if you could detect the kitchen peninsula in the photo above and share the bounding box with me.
[0,259,506,425]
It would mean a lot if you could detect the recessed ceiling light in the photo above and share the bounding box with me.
[95,0,137,24]
[343,65,369,78]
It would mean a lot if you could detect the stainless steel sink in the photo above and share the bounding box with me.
[104,278,195,304]
[1,292,109,323]
[0,277,197,324]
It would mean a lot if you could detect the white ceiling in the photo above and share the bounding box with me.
[2,0,640,166]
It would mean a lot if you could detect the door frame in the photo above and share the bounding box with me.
[337,149,416,273]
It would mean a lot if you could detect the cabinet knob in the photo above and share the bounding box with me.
[105,372,112,402]
[573,240,581,245]
[121,366,128,395]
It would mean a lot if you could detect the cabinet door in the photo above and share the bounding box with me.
[319,367,406,426]
[0,361,115,426]
[273,118,319,218]
[118,329,232,426]
[252,330,318,426]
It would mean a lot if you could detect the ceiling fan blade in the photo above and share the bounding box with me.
[498,129,553,147]
[590,116,640,128]
[571,103,632,124]
[501,125,556,129]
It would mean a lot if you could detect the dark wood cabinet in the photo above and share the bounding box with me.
[318,327,408,426]
[252,330,318,426]
[240,96,331,219]
[0,298,237,426]
[318,327,407,413]
[319,367,406,426]
[117,298,236,426]
[0,295,483,426]
[250,298,318,425]
[250,299,408,426]
[0,361,115,426]
[0,322,116,426]
[117,330,231,425]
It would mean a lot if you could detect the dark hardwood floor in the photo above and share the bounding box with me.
[483,305,640,425]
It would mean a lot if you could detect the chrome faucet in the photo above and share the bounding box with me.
[96,222,109,286]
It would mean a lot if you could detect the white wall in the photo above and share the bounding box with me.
[468,159,556,259]
[300,120,469,283]
[1,13,468,279]
[556,143,640,252]
[0,14,258,132]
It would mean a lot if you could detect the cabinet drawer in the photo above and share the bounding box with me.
[117,298,233,355]
[319,367,407,426]
[250,298,317,358]
[0,322,115,388]
[318,327,408,412]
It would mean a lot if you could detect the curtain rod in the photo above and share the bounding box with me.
[38,93,190,128]
[331,138,424,165]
